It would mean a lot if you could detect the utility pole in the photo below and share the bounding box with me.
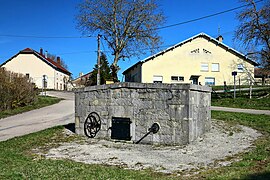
[97,34,101,85]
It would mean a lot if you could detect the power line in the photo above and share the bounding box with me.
[0,1,263,40]
[58,49,111,55]
[152,0,263,31]
[0,34,96,39]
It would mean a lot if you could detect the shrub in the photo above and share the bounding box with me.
[0,68,37,111]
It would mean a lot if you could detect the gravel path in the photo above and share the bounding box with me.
[44,120,261,174]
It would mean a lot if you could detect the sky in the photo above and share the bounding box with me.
[0,0,264,80]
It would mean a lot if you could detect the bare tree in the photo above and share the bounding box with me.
[47,53,69,70]
[235,0,270,69]
[76,0,165,81]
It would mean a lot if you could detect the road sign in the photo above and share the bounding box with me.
[232,71,237,76]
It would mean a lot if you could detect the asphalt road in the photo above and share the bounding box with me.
[211,106,270,115]
[0,91,74,142]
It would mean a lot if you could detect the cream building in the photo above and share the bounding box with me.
[123,33,258,86]
[0,48,71,90]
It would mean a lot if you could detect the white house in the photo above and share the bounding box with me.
[0,48,71,90]
[123,33,258,86]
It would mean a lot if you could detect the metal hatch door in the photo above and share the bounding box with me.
[111,117,131,140]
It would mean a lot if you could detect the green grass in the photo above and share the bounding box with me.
[190,111,270,179]
[211,111,270,133]
[0,111,270,179]
[212,88,270,110]
[0,126,175,179]
[0,96,62,119]
[0,111,269,179]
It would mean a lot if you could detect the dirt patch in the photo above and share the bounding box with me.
[41,120,260,174]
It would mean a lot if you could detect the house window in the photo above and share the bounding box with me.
[153,75,163,83]
[211,63,220,72]
[171,76,178,81]
[237,64,244,72]
[205,77,215,85]
[171,76,184,81]
[201,63,209,71]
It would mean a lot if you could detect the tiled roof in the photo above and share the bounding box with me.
[19,48,71,75]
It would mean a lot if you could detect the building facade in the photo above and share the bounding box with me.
[123,33,258,86]
[0,48,71,90]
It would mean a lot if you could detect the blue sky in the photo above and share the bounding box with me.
[0,0,262,80]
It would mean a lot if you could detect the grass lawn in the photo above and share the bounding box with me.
[0,126,173,179]
[191,111,270,179]
[0,111,269,179]
[0,96,62,119]
[212,88,270,110]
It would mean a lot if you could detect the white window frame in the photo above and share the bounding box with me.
[171,76,184,82]
[211,63,220,72]
[153,75,163,83]
[201,63,209,72]
[237,64,244,72]
[171,76,178,81]
[205,77,215,85]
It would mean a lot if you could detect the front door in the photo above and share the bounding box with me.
[192,78,198,85]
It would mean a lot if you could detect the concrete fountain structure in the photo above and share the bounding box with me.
[75,82,211,145]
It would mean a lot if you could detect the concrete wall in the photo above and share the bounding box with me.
[75,83,211,145]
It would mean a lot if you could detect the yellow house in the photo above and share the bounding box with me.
[123,33,258,86]
[0,48,71,90]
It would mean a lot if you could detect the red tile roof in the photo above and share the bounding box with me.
[20,48,71,75]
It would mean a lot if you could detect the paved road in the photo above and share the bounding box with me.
[0,91,74,142]
[211,106,270,115]
[213,87,269,93]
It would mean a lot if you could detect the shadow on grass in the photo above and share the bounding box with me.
[243,171,270,180]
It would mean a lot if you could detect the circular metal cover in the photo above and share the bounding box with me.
[149,123,160,134]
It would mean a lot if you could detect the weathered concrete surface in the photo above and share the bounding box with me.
[75,83,211,145]
[0,91,74,142]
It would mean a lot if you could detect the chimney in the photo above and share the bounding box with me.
[216,35,223,42]
[57,56,61,64]
[40,48,43,55]
[45,51,48,58]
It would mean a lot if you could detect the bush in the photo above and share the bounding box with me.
[0,68,38,111]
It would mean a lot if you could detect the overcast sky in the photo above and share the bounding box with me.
[0,0,263,79]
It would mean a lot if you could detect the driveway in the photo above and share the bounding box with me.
[0,91,74,142]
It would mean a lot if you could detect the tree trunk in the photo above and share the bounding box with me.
[111,52,120,82]
[111,64,119,82]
